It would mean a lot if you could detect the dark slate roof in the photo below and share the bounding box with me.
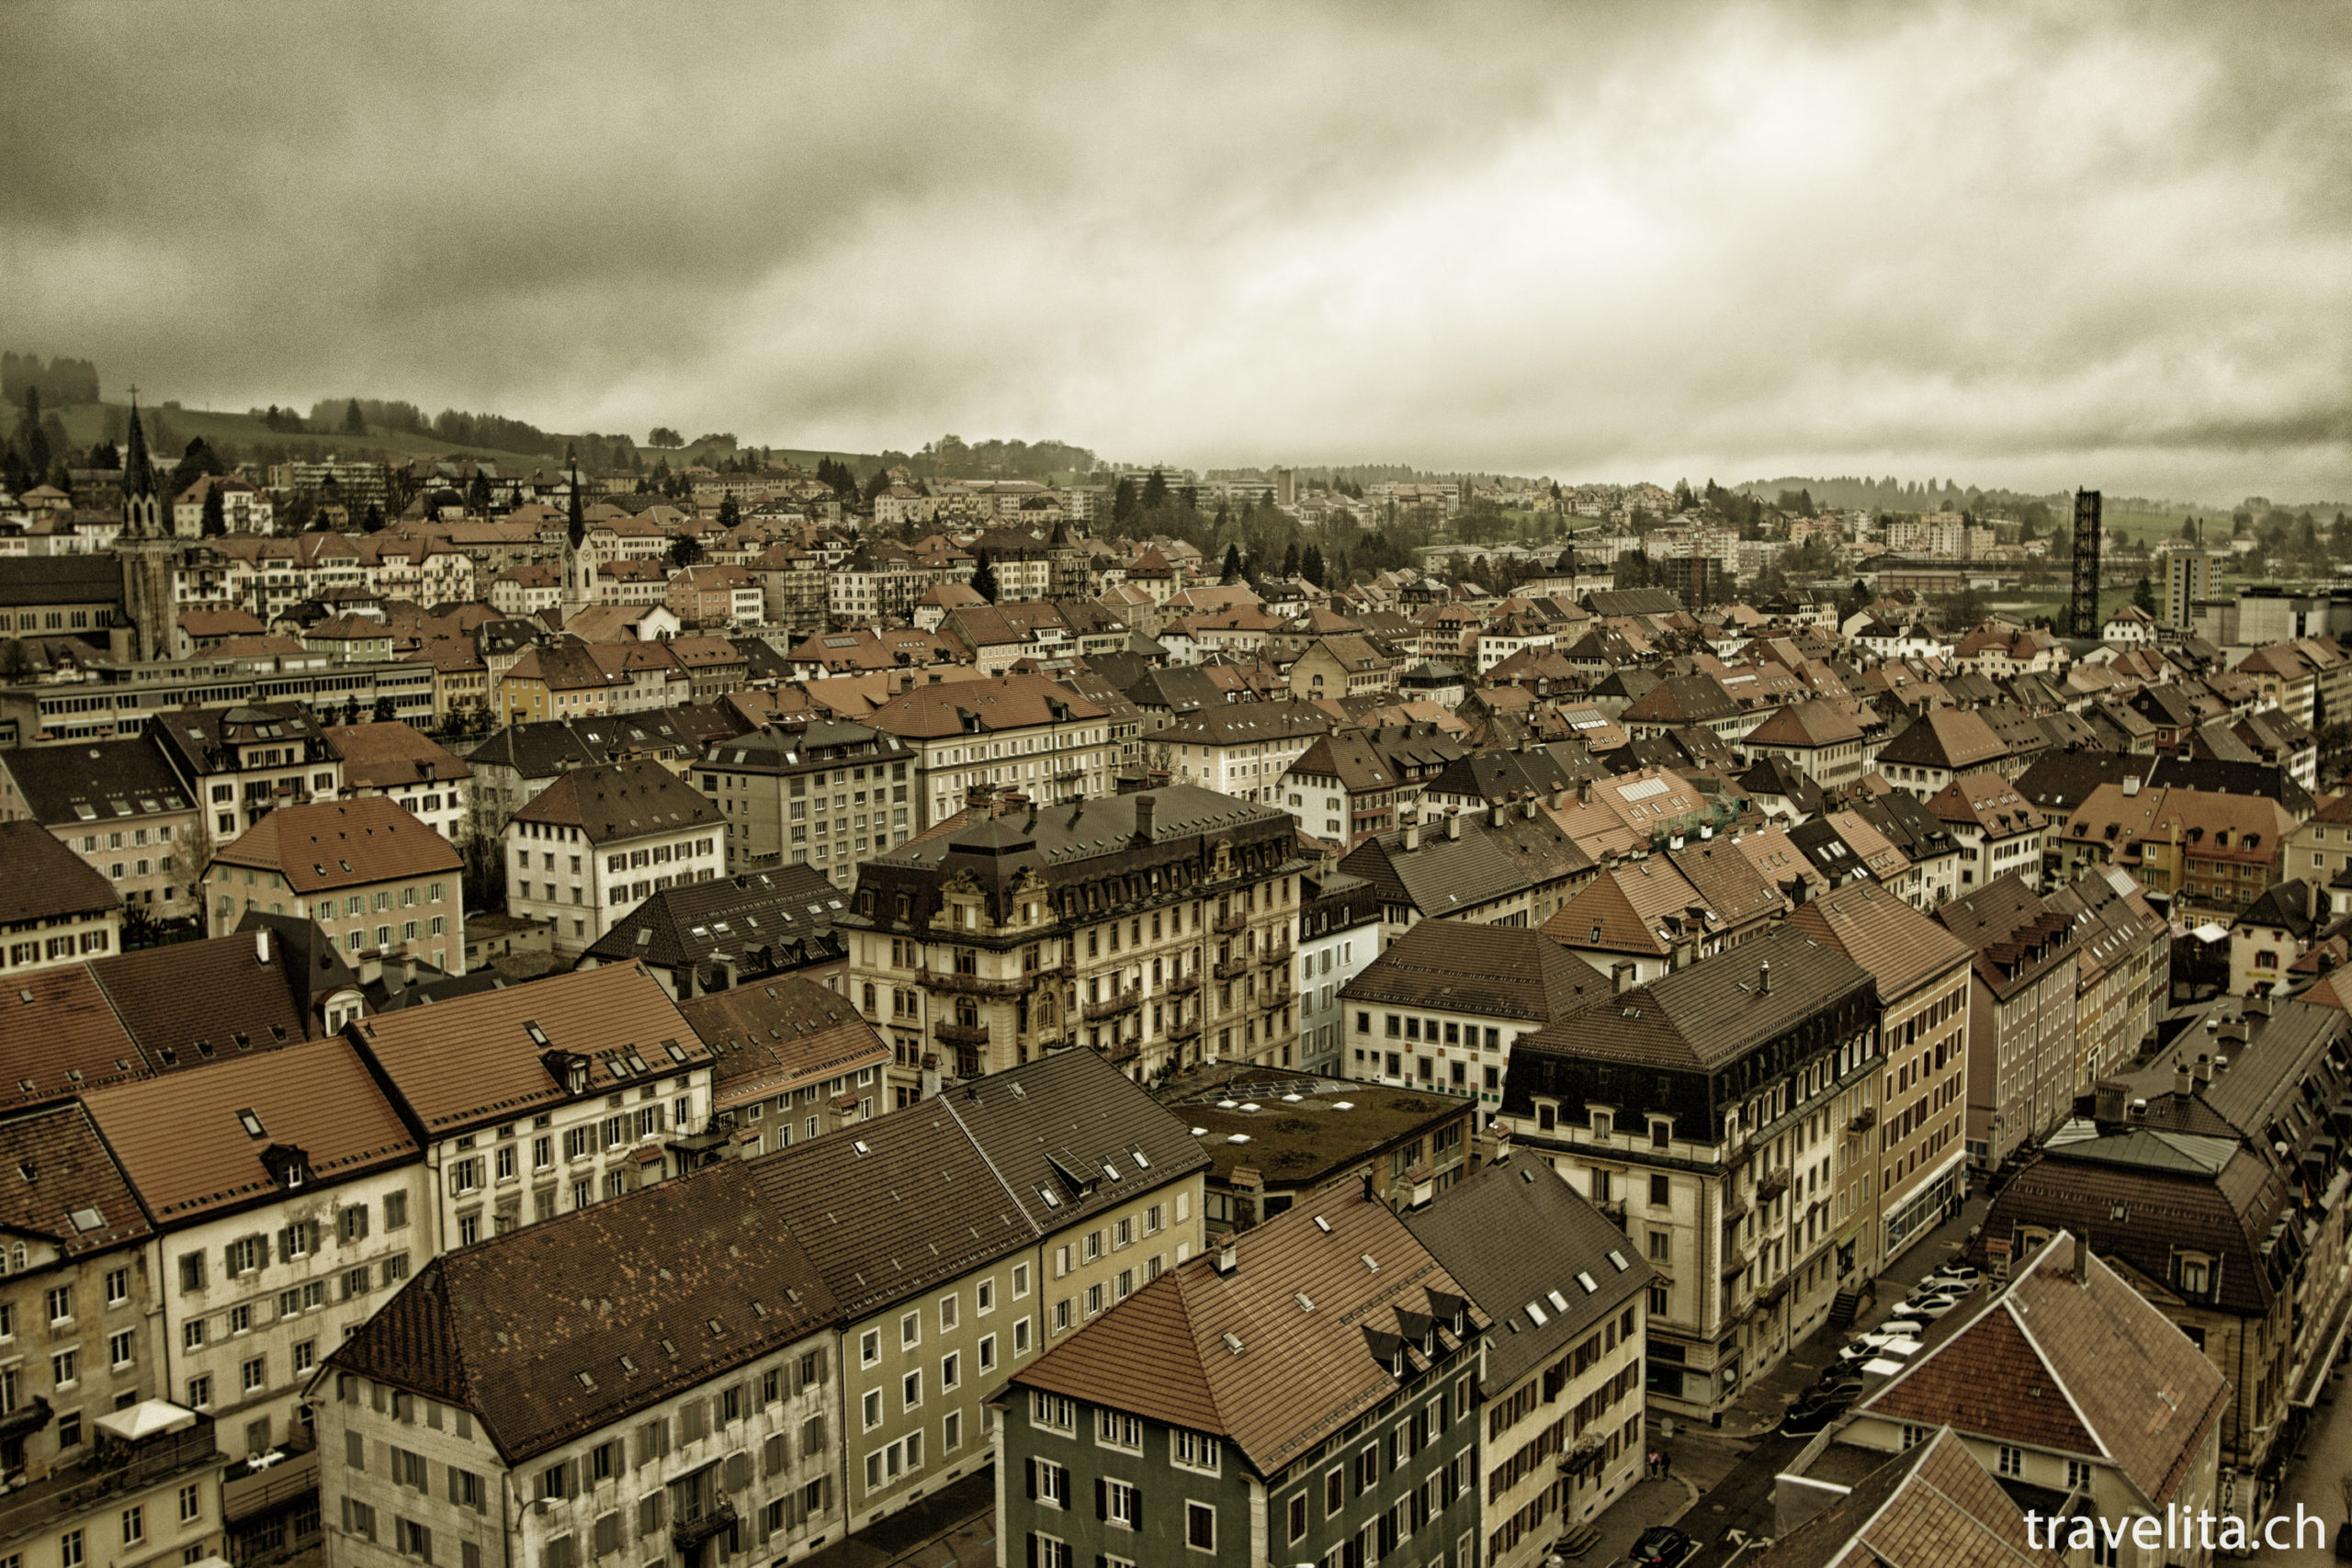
[2233,879,2317,940]
[1737,756,1824,815]
[1510,922,1871,1072]
[582,864,845,970]
[677,974,891,1110]
[0,1101,153,1260]
[511,758,718,844]
[2014,749,2143,816]
[1338,819,1530,917]
[743,1048,1208,1320]
[0,557,121,606]
[0,820,119,923]
[2146,757,2314,818]
[0,738,194,826]
[324,1160,837,1465]
[1402,1156,1653,1397]
[1340,919,1608,1023]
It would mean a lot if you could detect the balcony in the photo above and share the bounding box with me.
[1848,1107,1877,1134]
[1082,986,1143,1021]
[1756,1168,1791,1201]
[1213,909,1247,934]
[1213,956,1251,982]
[1169,1014,1203,1042]
[933,1021,990,1048]
[923,971,1029,997]
[1260,942,1294,969]
[673,1497,739,1553]
[1596,1198,1626,1224]
[1166,970,1201,996]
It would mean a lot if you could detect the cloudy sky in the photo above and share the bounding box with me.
[5,2,2347,502]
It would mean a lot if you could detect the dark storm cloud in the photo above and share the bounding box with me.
[2,1,2347,499]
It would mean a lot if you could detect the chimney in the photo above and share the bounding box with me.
[1577,777,1593,806]
[1758,960,1770,995]
[1612,961,1636,995]
[2093,1079,2126,1122]
[2174,1060,2193,1100]
[1403,818,1422,852]
[254,928,271,965]
[2122,775,2141,796]
[1444,808,1462,841]
[1521,795,1537,820]
[2192,1053,2211,1087]
[1213,1241,1238,1276]
[1135,794,1156,843]
[919,1053,942,1100]
[1488,799,1506,829]
[829,1092,862,1133]
[2072,1231,2091,1287]
[716,954,739,991]
[401,953,418,987]
[1549,786,1566,810]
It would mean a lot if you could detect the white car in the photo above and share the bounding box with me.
[1889,1292,1964,1324]
[1922,1264,1981,1292]
[1835,1329,1917,1365]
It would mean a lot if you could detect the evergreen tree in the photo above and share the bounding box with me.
[85,441,119,470]
[372,697,398,722]
[200,486,226,536]
[667,535,705,570]
[1281,542,1300,580]
[12,388,48,481]
[362,502,385,534]
[468,469,492,513]
[1301,544,1326,587]
[970,549,1000,603]
[2132,575,2155,615]
[165,437,223,505]
[1141,470,1170,512]
[718,496,741,530]
[862,466,891,503]
[1220,542,1243,583]
[343,398,366,435]
[1112,477,1138,525]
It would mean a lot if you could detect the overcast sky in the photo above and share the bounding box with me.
[5,2,2347,502]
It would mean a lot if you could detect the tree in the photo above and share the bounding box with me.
[343,398,366,435]
[1112,477,1138,525]
[648,426,682,448]
[970,549,1000,603]
[717,496,741,530]
[2179,514,2199,543]
[2132,575,2156,615]
[668,535,706,570]
[1301,544,1326,588]
[467,469,492,513]
[12,387,49,481]
[85,441,119,470]
[200,486,226,536]
[1220,542,1244,583]
[362,502,385,534]
[1141,470,1170,512]
[0,640,28,682]
[862,466,891,504]
[1612,551,1654,591]
[1281,541,1300,580]
[372,696,398,722]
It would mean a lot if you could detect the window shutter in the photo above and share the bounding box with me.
[1025,1458,1038,1500]
[346,1431,365,1471]
[725,1451,751,1492]
[1132,1484,1142,1519]
[789,1358,803,1396]
[1026,1534,1038,1568]
[257,1233,271,1268]
[820,1476,831,1513]
[763,1434,786,1477]
[1094,1478,1107,1520]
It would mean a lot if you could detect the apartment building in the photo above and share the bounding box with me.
[151,701,346,840]
[342,964,718,1245]
[694,721,916,886]
[859,672,1117,832]
[1935,874,2078,1170]
[1154,704,1333,806]
[746,1049,1208,1534]
[503,760,723,954]
[1497,926,1879,1419]
[840,785,1306,1094]
[324,721,474,845]
[204,796,463,971]
[1927,770,2047,895]
[999,1189,1485,1568]
[79,1036,431,1554]
[318,1164,847,1568]
[0,738,202,926]
[0,821,122,972]
[2046,866,2167,1094]
[1295,872,1383,1076]
[1792,882,1973,1272]
[1340,920,1609,1111]
[1404,1158,1654,1568]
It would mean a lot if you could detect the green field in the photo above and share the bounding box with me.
[44,400,562,470]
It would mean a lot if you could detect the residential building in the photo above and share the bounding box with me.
[999,1188,1486,1568]
[1295,871,1383,1076]
[1791,883,1973,1272]
[692,721,916,885]
[841,785,1306,1094]
[79,1036,431,1552]
[343,964,718,1245]
[0,738,202,927]
[1403,1157,1654,1568]
[149,700,346,842]
[1739,699,1871,790]
[859,673,1119,833]
[317,1162,847,1568]
[1926,770,2048,895]
[1873,709,2008,800]
[1845,1232,2227,1565]
[2044,866,2167,1092]
[0,818,122,971]
[204,796,463,972]
[676,972,891,1145]
[324,721,474,844]
[1762,1429,2062,1568]
[2228,877,2319,998]
[2166,549,2221,629]
[502,760,723,955]
[752,1048,1209,1533]
[580,864,848,1000]
[2052,782,2299,919]
[1282,733,1408,850]
[1341,920,1608,1109]
[1497,926,1880,1418]
[1165,1068,1478,1236]
[1935,874,2077,1170]
[665,564,764,627]
[1154,705,1333,806]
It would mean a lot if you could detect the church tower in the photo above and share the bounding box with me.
[560,451,594,615]
[116,393,179,662]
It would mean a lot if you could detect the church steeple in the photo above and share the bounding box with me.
[121,390,160,538]
[565,446,584,551]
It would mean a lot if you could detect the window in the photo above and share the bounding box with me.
[120,1506,144,1546]
[938,1293,958,1332]
[860,1328,881,1367]
[105,1268,129,1306]
[51,1348,78,1387]
[1287,1492,1308,1544]
[1012,1262,1031,1299]
[1096,1409,1142,1451]
[107,1330,133,1369]
[901,1369,922,1410]
[1108,1479,1142,1531]
[2066,1458,2093,1490]
[46,1284,73,1323]
[1173,1429,1220,1474]
[1027,1536,1073,1568]
[396,1517,433,1562]
[978,1332,998,1372]
[1031,1457,1070,1508]
[60,1532,84,1568]
[1185,1502,1216,1553]
[862,1390,883,1431]
[940,1352,959,1393]
[1031,1391,1077,1435]
[1996,1445,2023,1478]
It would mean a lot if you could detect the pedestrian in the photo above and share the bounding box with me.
[1660,1449,1671,1479]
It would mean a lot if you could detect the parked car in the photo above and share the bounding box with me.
[1924,1263,1980,1289]
[1889,1292,1964,1324]
[1781,1395,1853,1436]
[1834,1329,1915,1365]
[1632,1527,1698,1568]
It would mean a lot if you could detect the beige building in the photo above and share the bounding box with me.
[205,796,465,973]
[0,819,123,970]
